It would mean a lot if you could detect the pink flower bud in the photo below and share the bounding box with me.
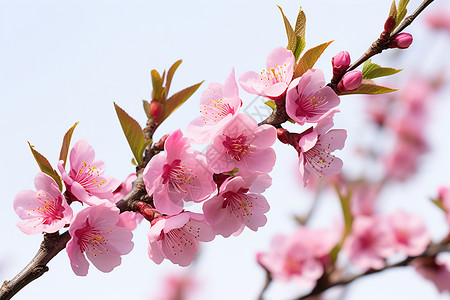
[150,99,163,120]
[337,70,363,93]
[389,33,413,49]
[332,51,351,78]
[384,16,397,33]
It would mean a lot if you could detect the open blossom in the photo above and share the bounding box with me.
[187,69,241,144]
[203,174,271,237]
[386,210,429,256]
[66,201,134,276]
[13,172,73,235]
[258,226,339,286]
[58,139,120,205]
[343,215,394,271]
[206,113,277,174]
[239,46,295,99]
[297,118,347,186]
[148,212,215,267]
[143,129,215,215]
[113,173,143,231]
[286,69,340,125]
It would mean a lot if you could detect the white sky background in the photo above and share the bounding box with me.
[1,0,450,299]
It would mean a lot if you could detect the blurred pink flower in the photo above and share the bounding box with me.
[286,69,340,125]
[239,46,295,99]
[187,69,241,144]
[206,113,277,174]
[113,173,144,231]
[148,212,215,267]
[14,172,73,235]
[425,10,450,33]
[258,226,339,286]
[298,118,347,186]
[66,201,134,276]
[155,273,198,300]
[203,174,271,237]
[143,129,216,215]
[350,182,381,217]
[413,254,450,293]
[58,139,120,205]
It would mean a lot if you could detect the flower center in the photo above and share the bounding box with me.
[34,191,65,224]
[201,99,235,125]
[304,141,335,174]
[222,188,252,217]
[222,134,253,161]
[162,159,195,194]
[75,161,105,190]
[76,220,109,256]
[260,64,287,86]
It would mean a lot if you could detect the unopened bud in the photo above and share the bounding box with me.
[384,16,397,33]
[337,70,363,93]
[276,128,290,144]
[389,33,413,49]
[150,99,163,120]
[136,201,161,222]
[332,51,351,79]
[154,134,168,150]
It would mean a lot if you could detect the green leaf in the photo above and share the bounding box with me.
[294,7,306,39]
[362,59,402,79]
[294,41,333,78]
[277,5,297,53]
[160,81,204,124]
[114,102,146,165]
[137,140,152,164]
[131,158,137,166]
[264,100,276,110]
[293,36,306,62]
[432,198,446,212]
[389,0,397,20]
[143,100,151,119]
[396,0,410,27]
[28,142,63,191]
[165,60,182,99]
[59,122,79,168]
[340,79,397,95]
[151,69,164,100]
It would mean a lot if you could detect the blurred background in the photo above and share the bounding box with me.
[1,0,450,299]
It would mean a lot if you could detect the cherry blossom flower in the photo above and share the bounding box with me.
[187,69,241,144]
[206,113,277,174]
[203,174,271,237]
[297,118,347,186]
[58,139,120,205]
[143,129,216,215]
[13,172,73,235]
[386,210,429,256]
[239,46,295,99]
[425,9,450,33]
[148,212,215,267]
[113,173,143,231]
[258,226,339,286]
[155,273,198,300]
[286,69,340,125]
[350,182,381,217]
[66,201,134,276]
[343,215,394,271]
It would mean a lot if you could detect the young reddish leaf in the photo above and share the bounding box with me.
[164,60,182,99]
[389,0,398,20]
[143,100,151,119]
[293,41,333,78]
[277,5,297,53]
[362,59,402,79]
[294,7,306,39]
[28,142,63,191]
[159,81,204,124]
[59,122,79,168]
[114,102,146,165]
[396,0,410,27]
[339,79,397,95]
[151,69,164,100]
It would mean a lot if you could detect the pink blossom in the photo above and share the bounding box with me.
[425,10,450,33]
[113,173,144,231]
[148,212,215,267]
[258,226,339,286]
[13,172,73,235]
[386,210,429,256]
[413,254,450,293]
[58,139,120,205]
[297,118,347,186]
[239,47,295,99]
[143,129,216,215]
[187,69,242,144]
[286,69,340,125]
[332,51,350,78]
[66,201,134,276]
[202,174,271,237]
[438,186,450,225]
[350,182,381,217]
[343,215,394,271]
[155,273,198,300]
[205,113,277,174]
